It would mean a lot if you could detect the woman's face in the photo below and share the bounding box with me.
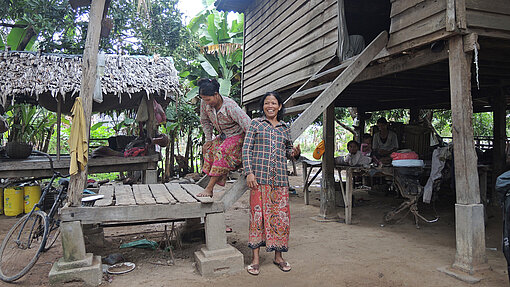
[201,92,220,107]
[263,95,281,120]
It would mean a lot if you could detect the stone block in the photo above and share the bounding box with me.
[49,254,102,286]
[194,245,244,276]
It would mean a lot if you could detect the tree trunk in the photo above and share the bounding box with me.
[17,26,36,51]
[169,130,175,177]
[164,145,170,182]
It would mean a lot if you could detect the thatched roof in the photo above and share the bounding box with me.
[0,51,180,113]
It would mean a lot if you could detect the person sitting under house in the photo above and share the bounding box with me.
[360,133,372,157]
[372,117,399,164]
[335,140,372,167]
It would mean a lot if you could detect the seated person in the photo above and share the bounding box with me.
[360,133,372,157]
[335,140,372,167]
[373,117,398,163]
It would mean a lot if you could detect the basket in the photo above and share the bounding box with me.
[6,142,33,159]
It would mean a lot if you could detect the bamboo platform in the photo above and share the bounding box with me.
[60,183,223,225]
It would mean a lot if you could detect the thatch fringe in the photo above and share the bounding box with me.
[0,51,179,107]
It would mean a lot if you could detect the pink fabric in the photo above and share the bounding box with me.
[248,184,290,252]
[202,134,244,186]
[391,151,419,160]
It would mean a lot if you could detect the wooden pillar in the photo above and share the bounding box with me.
[493,87,507,204]
[56,95,62,160]
[356,109,365,142]
[448,35,488,273]
[68,0,106,206]
[319,104,337,219]
[409,108,419,124]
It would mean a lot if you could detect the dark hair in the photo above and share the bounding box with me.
[362,133,372,140]
[377,117,388,124]
[198,78,220,97]
[259,91,285,121]
[347,140,359,148]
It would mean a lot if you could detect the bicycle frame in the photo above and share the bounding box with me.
[13,151,68,251]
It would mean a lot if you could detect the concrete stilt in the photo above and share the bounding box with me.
[48,221,102,286]
[452,204,489,273]
[194,212,243,276]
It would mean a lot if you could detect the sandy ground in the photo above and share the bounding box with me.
[0,165,509,287]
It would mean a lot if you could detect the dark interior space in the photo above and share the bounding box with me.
[344,0,391,44]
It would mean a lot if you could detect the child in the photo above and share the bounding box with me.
[335,140,372,167]
[360,133,372,157]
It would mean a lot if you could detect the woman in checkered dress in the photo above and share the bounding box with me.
[242,91,295,275]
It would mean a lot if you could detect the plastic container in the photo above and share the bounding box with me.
[4,187,24,216]
[0,188,3,215]
[24,185,41,213]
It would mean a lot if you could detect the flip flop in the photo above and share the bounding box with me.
[226,227,233,233]
[273,260,291,272]
[247,264,259,275]
[196,192,213,198]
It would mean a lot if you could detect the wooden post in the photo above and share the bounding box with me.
[56,95,62,161]
[319,104,337,219]
[337,0,349,60]
[68,0,106,206]
[448,35,488,273]
[493,86,507,204]
[409,108,419,124]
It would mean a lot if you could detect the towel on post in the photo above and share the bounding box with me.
[69,97,88,175]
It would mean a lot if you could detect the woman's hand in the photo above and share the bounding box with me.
[246,173,258,189]
[203,141,213,154]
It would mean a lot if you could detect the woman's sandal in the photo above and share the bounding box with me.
[247,264,260,275]
[273,260,291,272]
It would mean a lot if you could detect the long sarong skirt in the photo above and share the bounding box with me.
[202,134,244,186]
[248,184,290,252]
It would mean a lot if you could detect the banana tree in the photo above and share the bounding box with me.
[184,1,244,100]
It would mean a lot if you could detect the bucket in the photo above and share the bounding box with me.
[4,187,24,216]
[24,185,41,213]
[0,188,3,215]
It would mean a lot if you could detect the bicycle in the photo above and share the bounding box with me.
[0,151,69,282]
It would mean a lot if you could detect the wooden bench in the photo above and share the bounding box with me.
[59,183,243,276]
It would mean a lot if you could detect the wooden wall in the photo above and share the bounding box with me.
[465,0,510,37]
[387,0,452,52]
[242,0,339,105]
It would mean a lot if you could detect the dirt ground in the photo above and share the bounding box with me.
[1,165,509,287]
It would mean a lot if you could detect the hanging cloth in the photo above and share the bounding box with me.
[69,97,88,175]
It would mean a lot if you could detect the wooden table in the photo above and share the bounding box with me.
[0,154,159,182]
[301,160,489,225]
[60,183,218,225]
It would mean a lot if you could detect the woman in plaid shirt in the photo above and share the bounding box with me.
[243,91,295,275]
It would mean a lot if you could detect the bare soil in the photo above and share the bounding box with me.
[0,165,508,287]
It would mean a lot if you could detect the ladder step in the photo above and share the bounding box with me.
[284,103,312,116]
[290,83,331,103]
[310,58,353,82]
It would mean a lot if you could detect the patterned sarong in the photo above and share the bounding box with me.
[248,184,290,252]
[202,134,244,186]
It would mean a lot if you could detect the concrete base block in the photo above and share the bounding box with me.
[453,204,489,274]
[54,253,94,270]
[194,245,244,276]
[437,266,482,284]
[49,255,102,286]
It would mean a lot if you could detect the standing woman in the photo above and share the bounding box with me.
[197,78,251,197]
[242,91,294,275]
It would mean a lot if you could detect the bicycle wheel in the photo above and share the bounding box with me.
[0,211,48,282]
[43,218,60,251]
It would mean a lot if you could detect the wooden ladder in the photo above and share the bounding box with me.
[219,31,389,210]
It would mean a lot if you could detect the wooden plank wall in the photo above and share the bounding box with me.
[465,0,510,35]
[387,0,449,49]
[242,0,339,105]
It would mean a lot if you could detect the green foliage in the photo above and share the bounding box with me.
[165,101,200,137]
[4,104,56,149]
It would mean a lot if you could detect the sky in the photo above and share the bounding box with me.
[178,0,206,24]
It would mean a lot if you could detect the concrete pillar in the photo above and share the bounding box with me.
[49,221,102,286]
[319,104,338,219]
[448,35,488,273]
[194,212,243,276]
[143,169,158,184]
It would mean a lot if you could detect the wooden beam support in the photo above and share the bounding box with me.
[463,33,479,52]
[493,86,507,203]
[219,175,249,211]
[319,104,337,219]
[449,34,488,272]
[449,35,480,205]
[68,0,106,206]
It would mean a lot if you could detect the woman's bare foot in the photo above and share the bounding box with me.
[197,187,213,197]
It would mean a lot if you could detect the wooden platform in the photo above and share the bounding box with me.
[0,154,159,178]
[60,183,222,225]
